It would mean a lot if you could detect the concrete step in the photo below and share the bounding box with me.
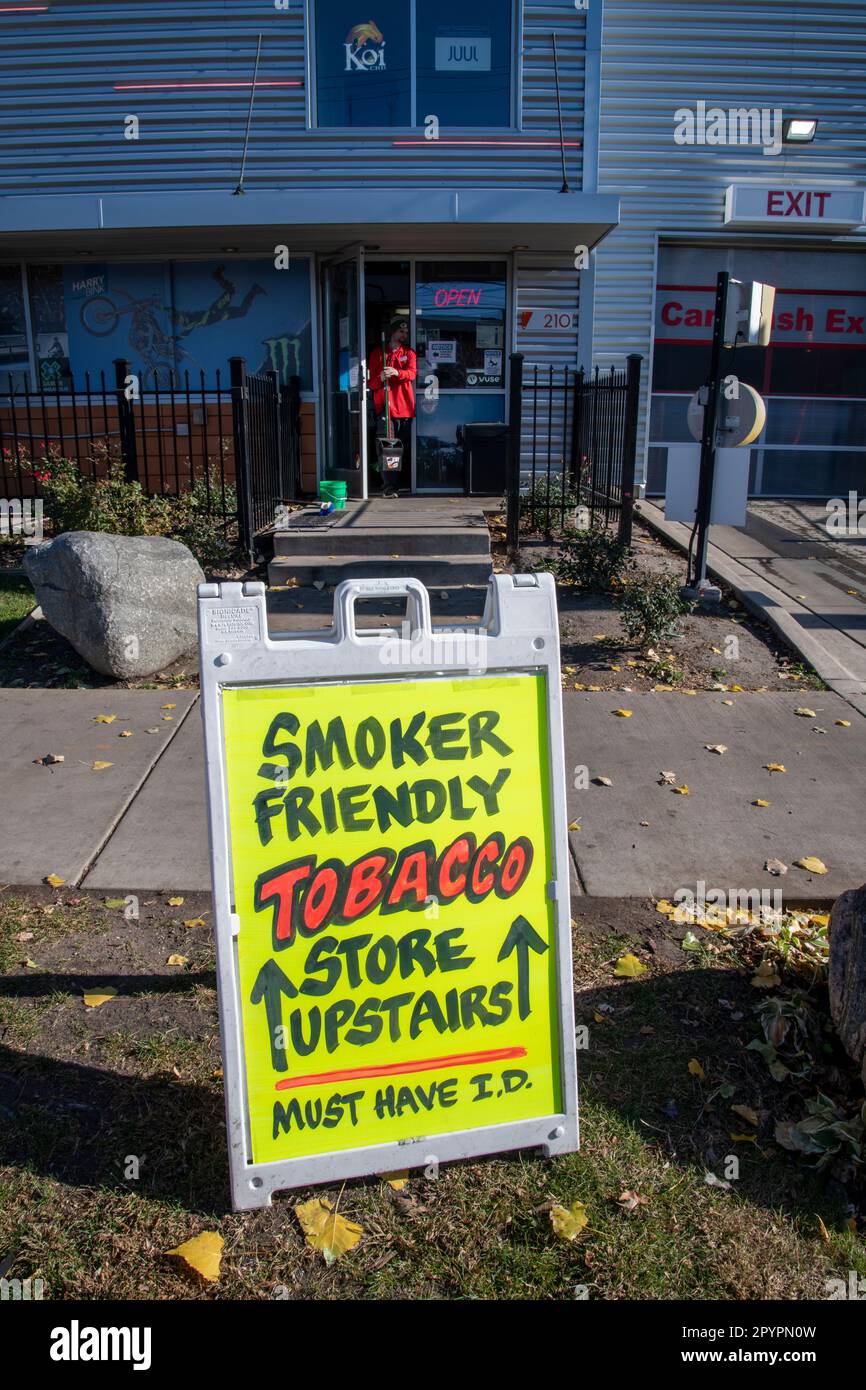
[269,553,494,587]
[272,526,491,559]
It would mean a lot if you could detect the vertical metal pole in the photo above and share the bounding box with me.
[230,357,254,563]
[114,358,138,482]
[691,272,729,589]
[506,352,524,554]
[551,33,571,193]
[618,354,642,548]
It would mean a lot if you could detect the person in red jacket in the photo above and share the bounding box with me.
[368,317,416,496]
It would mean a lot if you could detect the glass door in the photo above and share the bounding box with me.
[321,247,368,499]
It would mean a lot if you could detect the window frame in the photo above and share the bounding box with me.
[305,0,522,133]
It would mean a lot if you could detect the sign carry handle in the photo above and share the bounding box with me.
[335,576,433,642]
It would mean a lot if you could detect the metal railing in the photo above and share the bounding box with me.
[506,353,642,549]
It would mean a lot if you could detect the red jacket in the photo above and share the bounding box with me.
[369,344,417,419]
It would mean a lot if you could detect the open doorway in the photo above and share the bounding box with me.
[364,260,411,496]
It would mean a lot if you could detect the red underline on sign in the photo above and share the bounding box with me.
[113,81,302,91]
[274,1046,527,1090]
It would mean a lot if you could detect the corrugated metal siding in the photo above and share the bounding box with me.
[0,0,586,193]
[516,255,580,472]
[592,0,866,480]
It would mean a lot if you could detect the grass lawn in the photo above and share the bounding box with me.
[0,890,863,1301]
[0,575,34,644]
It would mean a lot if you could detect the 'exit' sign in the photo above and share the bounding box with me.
[724,184,866,228]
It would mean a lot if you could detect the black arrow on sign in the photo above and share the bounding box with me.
[497,915,549,1020]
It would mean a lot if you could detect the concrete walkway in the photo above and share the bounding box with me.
[3,685,862,902]
[636,499,866,715]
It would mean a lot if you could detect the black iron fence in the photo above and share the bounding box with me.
[506,353,642,549]
[0,357,303,553]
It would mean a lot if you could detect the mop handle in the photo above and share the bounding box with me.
[382,334,392,437]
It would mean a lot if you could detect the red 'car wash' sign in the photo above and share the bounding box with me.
[656,285,866,345]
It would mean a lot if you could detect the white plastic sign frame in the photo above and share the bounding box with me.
[197,573,578,1211]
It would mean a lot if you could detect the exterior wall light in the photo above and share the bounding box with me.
[783,118,817,143]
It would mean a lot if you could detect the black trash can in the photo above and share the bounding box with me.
[462,422,510,496]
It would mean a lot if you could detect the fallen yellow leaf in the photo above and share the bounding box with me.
[568,820,581,831]
[549,1200,588,1241]
[729,1133,758,1144]
[380,1171,409,1190]
[722,698,734,706]
[614,953,647,978]
[167,897,185,906]
[751,960,781,989]
[672,784,690,795]
[612,708,633,718]
[655,899,675,915]
[836,720,851,728]
[752,799,771,807]
[731,1104,760,1127]
[93,714,117,724]
[705,744,728,755]
[809,913,830,928]
[183,917,206,929]
[817,1215,831,1244]
[84,986,118,1009]
[166,1231,224,1283]
[688,1058,706,1081]
[91,761,113,772]
[730,683,744,692]
[295,1197,363,1265]
[796,856,828,875]
[167,954,188,967]
[794,707,816,718]
[764,763,786,773]
[119,730,134,738]
[44,873,64,888]
[161,703,177,710]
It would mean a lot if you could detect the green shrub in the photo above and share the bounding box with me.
[27,448,238,573]
[519,475,588,535]
[548,524,631,592]
[620,572,692,649]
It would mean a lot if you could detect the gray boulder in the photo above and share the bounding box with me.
[24,531,204,679]
[828,882,866,1088]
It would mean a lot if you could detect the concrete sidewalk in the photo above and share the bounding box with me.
[636,499,866,714]
[2,686,862,901]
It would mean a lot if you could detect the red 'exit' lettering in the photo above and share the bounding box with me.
[766,190,832,218]
[825,308,865,334]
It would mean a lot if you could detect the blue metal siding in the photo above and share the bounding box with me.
[0,0,586,194]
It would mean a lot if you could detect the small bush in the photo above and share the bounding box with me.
[25,447,238,573]
[620,572,692,649]
[549,524,631,592]
[519,475,588,535]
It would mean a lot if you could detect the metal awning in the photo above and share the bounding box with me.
[0,188,620,258]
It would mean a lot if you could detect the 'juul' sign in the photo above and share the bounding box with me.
[435,36,491,70]
[725,184,866,228]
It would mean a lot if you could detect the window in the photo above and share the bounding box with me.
[415,260,507,388]
[311,0,514,129]
[416,1,513,128]
[16,259,314,391]
[0,266,29,391]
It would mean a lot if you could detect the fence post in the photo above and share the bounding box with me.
[618,354,642,548]
[285,374,302,500]
[230,357,254,563]
[113,358,138,483]
[506,352,524,555]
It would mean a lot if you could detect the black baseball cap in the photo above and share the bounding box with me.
[390,317,409,332]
